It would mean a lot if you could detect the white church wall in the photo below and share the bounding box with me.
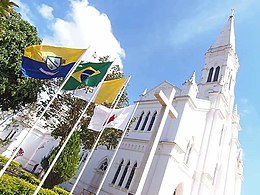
[61,146,114,195]
[145,153,192,195]
[14,130,59,173]
[101,139,145,195]
[127,101,161,140]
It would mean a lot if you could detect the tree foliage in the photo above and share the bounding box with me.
[41,132,81,189]
[0,11,43,111]
[0,0,18,18]
[45,57,129,150]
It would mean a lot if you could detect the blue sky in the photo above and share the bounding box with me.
[13,0,259,194]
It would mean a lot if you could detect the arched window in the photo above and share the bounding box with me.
[213,163,218,185]
[125,162,137,189]
[98,158,108,172]
[111,159,124,184]
[141,111,150,130]
[207,67,214,82]
[118,161,130,187]
[134,112,144,130]
[213,66,220,81]
[184,139,193,164]
[229,76,232,90]
[219,126,224,146]
[147,111,157,131]
[4,129,18,141]
[89,158,109,192]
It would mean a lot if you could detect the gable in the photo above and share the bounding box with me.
[139,81,181,101]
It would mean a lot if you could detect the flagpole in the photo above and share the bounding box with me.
[0,49,88,178]
[33,61,113,195]
[69,76,131,195]
[96,99,139,195]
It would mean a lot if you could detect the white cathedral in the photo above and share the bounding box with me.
[0,14,243,195]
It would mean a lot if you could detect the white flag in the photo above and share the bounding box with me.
[88,105,135,131]
[73,88,96,102]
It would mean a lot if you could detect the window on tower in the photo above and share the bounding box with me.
[111,159,124,185]
[184,139,193,165]
[229,76,232,90]
[141,111,150,130]
[147,111,157,131]
[125,162,137,189]
[213,66,220,81]
[219,126,224,146]
[118,161,130,187]
[134,112,144,130]
[207,67,214,82]
[212,163,218,185]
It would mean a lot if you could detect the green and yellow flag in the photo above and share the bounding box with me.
[63,62,112,90]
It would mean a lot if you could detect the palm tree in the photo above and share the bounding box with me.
[0,0,18,18]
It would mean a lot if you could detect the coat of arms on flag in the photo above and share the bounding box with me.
[21,45,86,79]
[45,56,63,71]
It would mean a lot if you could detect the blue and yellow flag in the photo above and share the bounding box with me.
[21,45,86,79]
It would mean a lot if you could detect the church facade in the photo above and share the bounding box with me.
[0,14,243,195]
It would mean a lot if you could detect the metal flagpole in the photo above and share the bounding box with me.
[69,76,131,195]
[33,61,114,195]
[0,49,88,178]
[96,100,139,195]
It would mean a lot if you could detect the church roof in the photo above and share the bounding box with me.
[139,81,181,101]
[209,11,235,51]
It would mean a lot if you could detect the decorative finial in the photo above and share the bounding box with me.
[230,9,235,18]
[189,71,196,84]
[141,88,147,96]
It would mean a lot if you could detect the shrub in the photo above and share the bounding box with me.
[0,154,21,168]
[0,174,56,194]
[20,170,40,185]
[53,186,70,195]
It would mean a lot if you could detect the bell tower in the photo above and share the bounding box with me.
[198,10,239,112]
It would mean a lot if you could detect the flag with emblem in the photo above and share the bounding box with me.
[21,45,86,79]
[88,105,135,131]
[73,78,127,104]
[63,62,112,90]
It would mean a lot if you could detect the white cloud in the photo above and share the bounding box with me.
[38,4,54,20]
[13,0,34,24]
[42,0,125,68]
[168,0,258,46]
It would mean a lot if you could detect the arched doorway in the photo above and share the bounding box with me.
[173,183,183,195]
[88,157,109,193]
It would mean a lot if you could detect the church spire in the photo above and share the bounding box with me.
[209,9,235,51]
[198,10,240,112]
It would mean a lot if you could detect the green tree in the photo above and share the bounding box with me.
[0,0,18,18]
[0,11,43,111]
[41,132,81,189]
[47,62,129,150]
[40,56,129,187]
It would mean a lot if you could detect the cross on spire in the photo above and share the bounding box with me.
[231,8,235,17]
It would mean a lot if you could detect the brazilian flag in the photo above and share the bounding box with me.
[21,45,86,79]
[63,62,112,90]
